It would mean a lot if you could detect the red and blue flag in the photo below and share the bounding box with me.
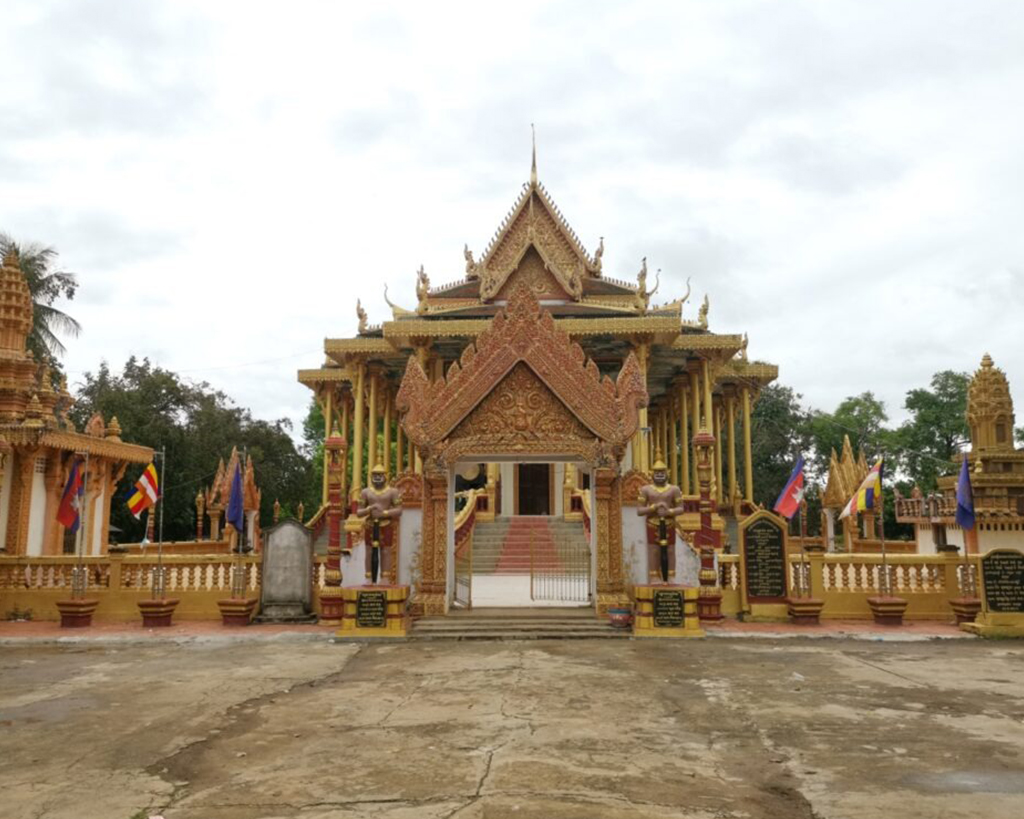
[773,456,805,520]
[56,459,84,532]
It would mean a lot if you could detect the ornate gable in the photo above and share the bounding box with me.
[475,181,601,302]
[396,282,647,462]
[445,362,598,461]
[822,435,870,510]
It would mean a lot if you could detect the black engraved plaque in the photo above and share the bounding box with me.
[356,589,387,628]
[982,550,1024,614]
[743,516,787,601]
[652,589,685,627]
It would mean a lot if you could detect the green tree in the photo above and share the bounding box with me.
[892,371,970,490]
[749,384,813,509]
[72,357,318,542]
[0,234,80,378]
[809,391,890,477]
[302,399,326,515]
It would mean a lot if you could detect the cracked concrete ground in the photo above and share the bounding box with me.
[1,638,1023,818]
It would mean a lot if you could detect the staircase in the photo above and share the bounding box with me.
[472,516,588,575]
[411,608,627,640]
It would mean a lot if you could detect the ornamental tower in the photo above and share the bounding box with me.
[967,353,1015,453]
[0,249,41,422]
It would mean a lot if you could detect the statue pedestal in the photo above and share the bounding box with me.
[961,611,1024,638]
[337,585,410,638]
[632,585,704,638]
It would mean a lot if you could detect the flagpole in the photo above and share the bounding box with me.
[878,452,890,597]
[73,452,90,600]
[157,447,166,544]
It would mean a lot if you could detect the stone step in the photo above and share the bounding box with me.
[411,611,625,640]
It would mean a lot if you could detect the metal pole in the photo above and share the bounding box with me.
[878,457,889,596]
[73,452,90,600]
[157,447,166,544]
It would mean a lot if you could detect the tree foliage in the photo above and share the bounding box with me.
[891,371,970,491]
[808,392,890,478]
[749,384,813,509]
[72,358,318,542]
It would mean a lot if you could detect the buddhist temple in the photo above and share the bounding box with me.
[299,153,777,614]
[0,250,152,556]
[896,353,1024,554]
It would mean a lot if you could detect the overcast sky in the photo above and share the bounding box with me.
[2,0,1022,439]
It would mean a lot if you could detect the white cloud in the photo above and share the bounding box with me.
[1,0,1022,436]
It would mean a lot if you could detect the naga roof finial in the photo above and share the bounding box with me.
[356,299,368,334]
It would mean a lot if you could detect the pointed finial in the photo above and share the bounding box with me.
[530,123,537,186]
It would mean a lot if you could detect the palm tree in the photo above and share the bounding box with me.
[0,234,81,368]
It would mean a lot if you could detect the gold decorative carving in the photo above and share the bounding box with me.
[439,363,603,464]
[495,247,569,301]
[621,469,652,507]
[397,282,647,455]
[968,354,1016,453]
[394,471,423,508]
[476,185,597,302]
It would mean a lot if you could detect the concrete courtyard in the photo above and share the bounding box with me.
[1,634,1022,819]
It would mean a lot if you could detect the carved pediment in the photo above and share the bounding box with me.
[477,186,597,302]
[396,282,648,459]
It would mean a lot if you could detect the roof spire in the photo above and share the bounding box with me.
[530,123,537,186]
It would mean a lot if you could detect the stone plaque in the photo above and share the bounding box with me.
[356,590,387,628]
[257,519,314,622]
[653,589,685,627]
[982,550,1024,613]
[742,515,787,602]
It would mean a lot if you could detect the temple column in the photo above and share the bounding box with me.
[383,385,392,475]
[679,382,690,494]
[703,360,716,500]
[669,399,679,486]
[713,401,723,504]
[351,362,366,500]
[395,406,404,473]
[367,369,379,476]
[414,463,448,615]
[742,386,753,502]
[689,368,700,489]
[660,407,669,464]
[727,393,738,507]
[631,341,650,474]
[321,388,333,507]
[594,467,628,613]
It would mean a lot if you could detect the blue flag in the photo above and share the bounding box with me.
[955,455,975,531]
[227,462,245,532]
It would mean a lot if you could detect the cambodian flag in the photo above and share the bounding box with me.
[773,456,805,520]
[56,459,84,533]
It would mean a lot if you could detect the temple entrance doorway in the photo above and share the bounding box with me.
[516,463,551,515]
[452,458,593,610]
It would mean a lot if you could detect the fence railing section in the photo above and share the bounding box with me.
[716,552,982,619]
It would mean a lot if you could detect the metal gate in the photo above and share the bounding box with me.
[530,529,591,603]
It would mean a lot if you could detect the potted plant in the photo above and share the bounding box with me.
[607,606,633,629]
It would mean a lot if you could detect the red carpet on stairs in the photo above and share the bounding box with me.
[493,518,564,575]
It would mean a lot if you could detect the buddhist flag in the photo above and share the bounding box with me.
[128,463,159,519]
[773,456,805,520]
[955,455,975,530]
[56,459,84,532]
[839,458,883,520]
